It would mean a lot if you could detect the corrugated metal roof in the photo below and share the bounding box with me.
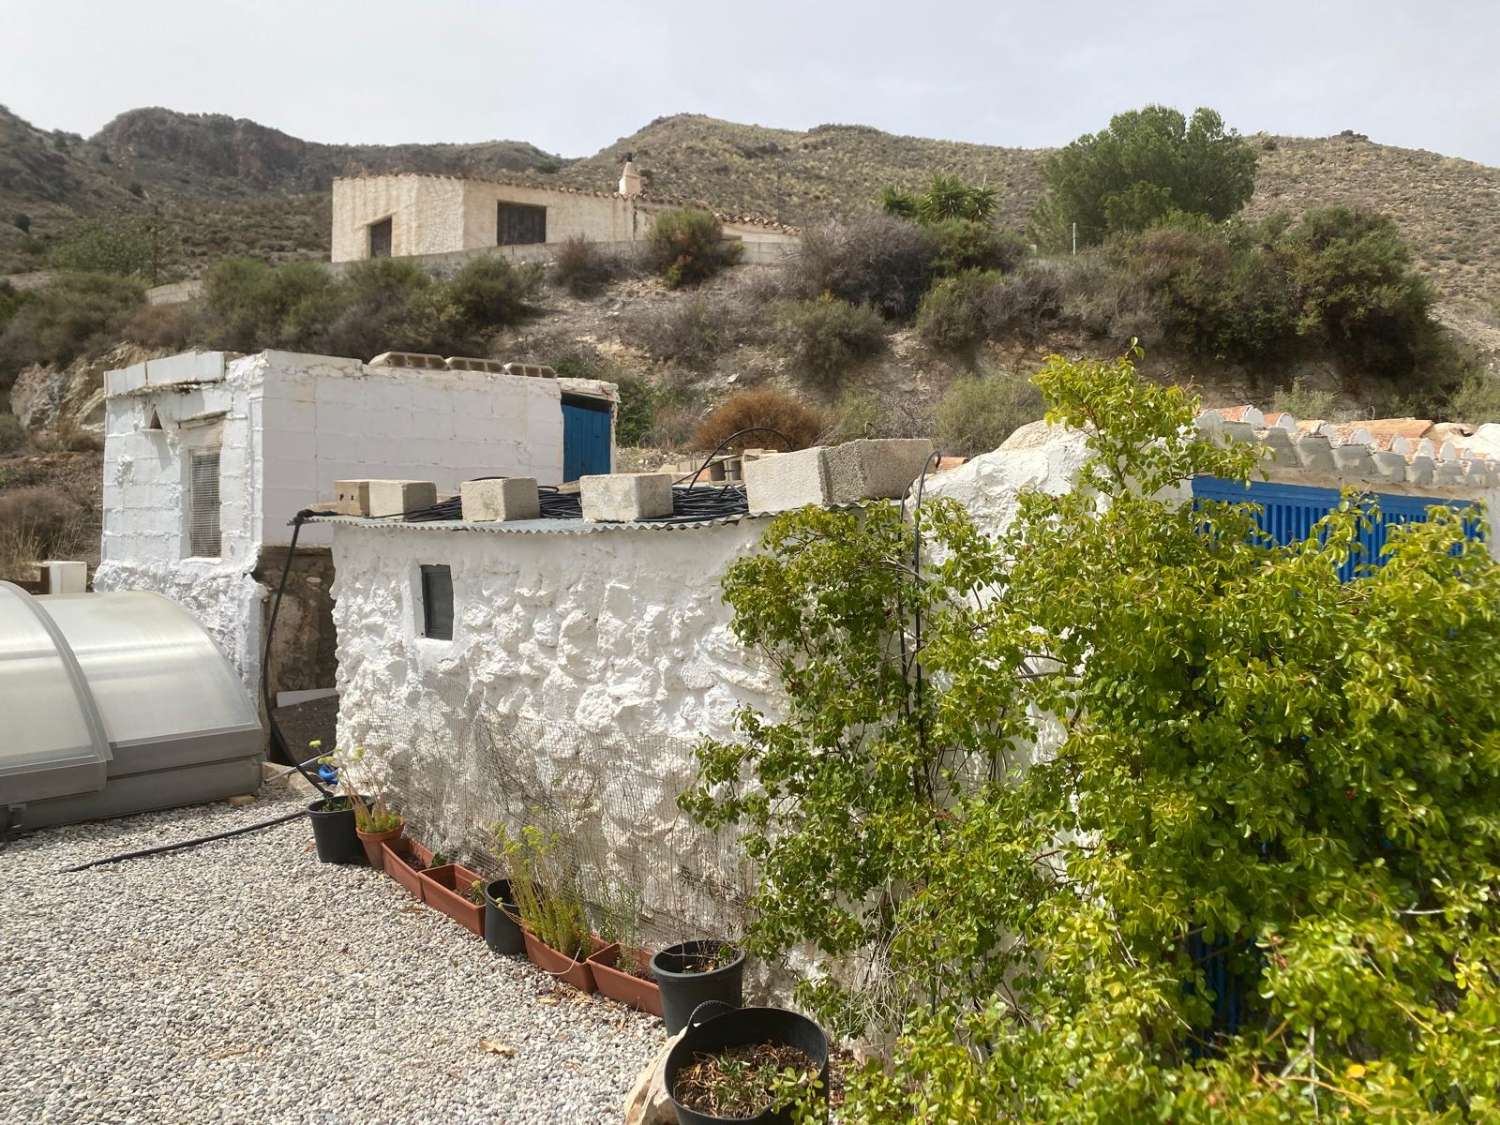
[307,512,775,535]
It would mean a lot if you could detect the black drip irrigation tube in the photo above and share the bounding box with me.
[58,809,308,873]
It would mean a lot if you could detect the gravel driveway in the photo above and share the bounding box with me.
[0,788,660,1124]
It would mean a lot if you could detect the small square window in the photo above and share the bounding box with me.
[419,564,453,640]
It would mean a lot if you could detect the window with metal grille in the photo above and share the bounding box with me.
[419,564,454,640]
[368,217,392,258]
[188,450,222,558]
[497,202,546,245]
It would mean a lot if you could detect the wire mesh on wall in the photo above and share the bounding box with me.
[365,673,758,950]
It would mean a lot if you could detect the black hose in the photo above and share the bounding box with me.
[675,427,795,487]
[262,510,335,796]
[57,808,308,872]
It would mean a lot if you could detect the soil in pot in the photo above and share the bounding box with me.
[355,819,404,871]
[523,930,608,993]
[588,945,664,1017]
[483,880,526,956]
[307,797,366,865]
[674,1043,819,1122]
[652,940,747,1035]
[418,864,486,935]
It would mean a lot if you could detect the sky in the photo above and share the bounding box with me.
[4,0,1499,165]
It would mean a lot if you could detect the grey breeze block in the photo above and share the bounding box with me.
[461,477,541,522]
[365,479,438,518]
[745,439,937,513]
[580,472,675,522]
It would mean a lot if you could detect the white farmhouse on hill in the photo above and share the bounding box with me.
[93,349,617,702]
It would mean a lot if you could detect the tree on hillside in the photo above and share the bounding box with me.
[1037,105,1257,247]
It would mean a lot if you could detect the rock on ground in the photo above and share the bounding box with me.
[0,787,661,1124]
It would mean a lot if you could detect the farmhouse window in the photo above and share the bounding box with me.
[188,450,222,558]
[368,217,392,258]
[419,564,454,641]
[498,202,546,246]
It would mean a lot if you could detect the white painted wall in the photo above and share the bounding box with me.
[328,517,778,925]
[96,349,585,691]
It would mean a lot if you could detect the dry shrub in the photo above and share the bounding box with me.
[934,370,1045,456]
[0,412,25,454]
[122,302,196,350]
[0,486,89,581]
[788,215,938,320]
[692,387,827,452]
[551,236,625,297]
[774,295,887,388]
[628,296,751,370]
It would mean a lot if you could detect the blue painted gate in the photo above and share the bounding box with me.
[561,397,613,482]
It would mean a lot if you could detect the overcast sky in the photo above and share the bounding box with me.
[4,0,1498,165]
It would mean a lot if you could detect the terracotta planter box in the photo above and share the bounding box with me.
[356,821,405,871]
[524,930,612,993]
[419,863,486,935]
[380,839,429,900]
[587,944,664,1017]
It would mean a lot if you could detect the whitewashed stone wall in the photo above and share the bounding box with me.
[329,517,778,933]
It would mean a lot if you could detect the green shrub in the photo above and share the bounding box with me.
[1270,376,1339,421]
[934,370,1044,455]
[916,269,1000,355]
[200,258,342,353]
[929,218,1027,276]
[49,218,155,277]
[880,173,998,224]
[0,412,26,454]
[692,387,827,452]
[789,216,937,320]
[437,255,543,350]
[610,372,660,447]
[1280,206,1439,377]
[645,208,743,288]
[551,236,623,297]
[1446,372,1500,423]
[773,295,887,387]
[985,262,1068,341]
[0,272,145,388]
[121,302,195,351]
[1038,105,1257,247]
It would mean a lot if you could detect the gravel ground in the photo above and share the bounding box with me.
[0,788,660,1124]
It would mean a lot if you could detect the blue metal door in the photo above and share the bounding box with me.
[562,398,613,482]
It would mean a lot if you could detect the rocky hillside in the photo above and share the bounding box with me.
[3,106,1499,313]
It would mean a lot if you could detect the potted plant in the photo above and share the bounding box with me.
[381,837,434,899]
[665,1001,828,1125]
[498,825,607,992]
[587,887,663,1017]
[418,859,487,936]
[304,741,365,865]
[318,742,405,870]
[652,940,747,1035]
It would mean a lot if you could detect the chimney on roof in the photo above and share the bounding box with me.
[618,152,642,197]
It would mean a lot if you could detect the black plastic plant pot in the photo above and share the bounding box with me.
[651,940,747,1035]
[483,879,526,955]
[307,797,366,865]
[665,1001,830,1125]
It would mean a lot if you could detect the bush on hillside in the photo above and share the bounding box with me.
[692,387,827,453]
[790,215,938,320]
[1280,206,1440,377]
[880,173,998,224]
[0,272,145,389]
[199,258,342,353]
[1039,105,1258,246]
[49,218,156,277]
[645,209,743,288]
[916,270,1001,355]
[1270,376,1340,421]
[773,295,887,387]
[0,486,89,580]
[628,296,748,370]
[551,236,625,297]
[436,255,544,351]
[934,370,1045,455]
[985,262,1068,341]
[121,302,195,350]
[0,412,26,454]
[929,218,1028,276]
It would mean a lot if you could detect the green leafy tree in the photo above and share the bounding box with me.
[1039,105,1257,246]
[686,351,1500,1119]
[49,217,157,278]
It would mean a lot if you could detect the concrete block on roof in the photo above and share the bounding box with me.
[105,362,147,397]
[1407,456,1436,487]
[366,480,438,517]
[1261,428,1300,469]
[824,438,935,502]
[1294,435,1335,474]
[461,477,540,522]
[145,350,226,387]
[43,561,87,594]
[744,447,831,513]
[1332,444,1375,480]
[1220,421,1257,445]
[445,356,507,373]
[580,472,674,522]
[1371,451,1407,484]
[369,351,448,370]
[1436,461,1466,486]
[333,480,372,516]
